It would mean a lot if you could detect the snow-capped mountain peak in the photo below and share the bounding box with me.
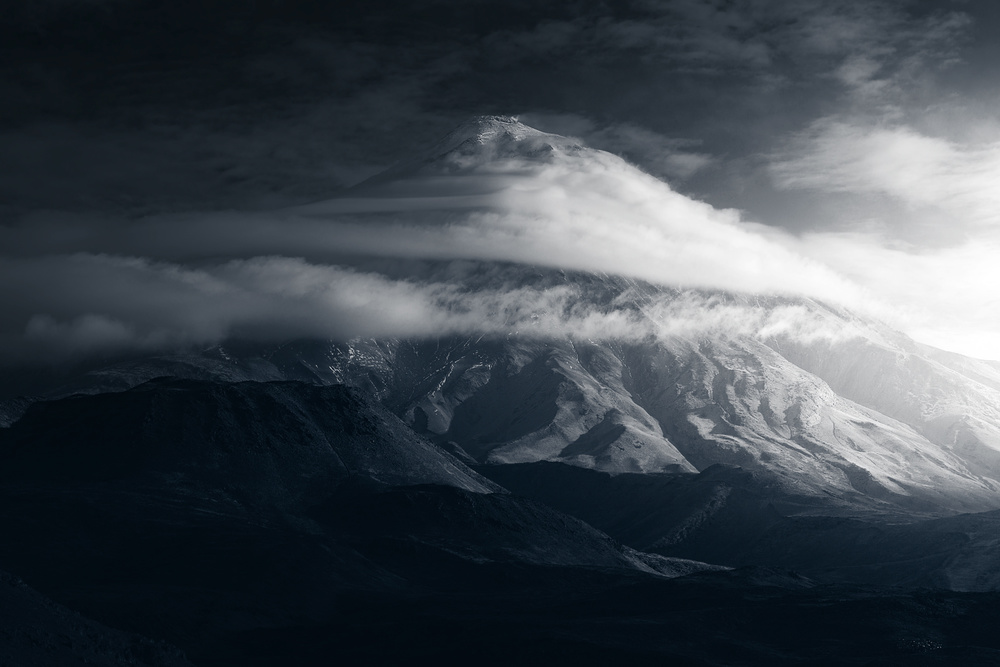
[358,115,585,187]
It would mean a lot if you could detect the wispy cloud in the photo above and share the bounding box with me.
[0,128,891,363]
[771,120,1000,229]
[799,231,1000,360]
[0,253,868,364]
[766,114,1000,359]
[4,137,871,304]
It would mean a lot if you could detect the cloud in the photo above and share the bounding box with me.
[0,123,904,365]
[0,254,428,360]
[771,120,1000,230]
[798,231,1000,360]
[766,114,1000,359]
[3,134,871,308]
[0,253,868,364]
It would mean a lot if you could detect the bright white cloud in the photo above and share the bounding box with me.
[799,232,1000,360]
[768,118,1000,359]
[771,120,1000,228]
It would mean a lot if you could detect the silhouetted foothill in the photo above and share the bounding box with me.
[0,378,496,504]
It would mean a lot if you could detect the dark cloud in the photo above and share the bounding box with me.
[2,0,978,218]
[4,0,1000,361]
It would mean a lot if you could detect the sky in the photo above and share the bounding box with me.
[2,0,999,362]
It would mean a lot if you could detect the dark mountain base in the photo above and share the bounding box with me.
[4,476,1000,666]
[3,379,1000,665]
[0,569,192,667]
[204,574,1000,666]
[479,461,1000,590]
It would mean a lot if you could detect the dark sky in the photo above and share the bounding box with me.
[3,0,999,360]
[2,0,987,216]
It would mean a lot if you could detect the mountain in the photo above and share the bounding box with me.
[260,117,1000,515]
[5,116,1000,663]
[0,376,723,578]
[8,117,1000,517]
[0,395,31,428]
[353,115,575,191]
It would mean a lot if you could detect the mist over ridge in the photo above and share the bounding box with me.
[1,116,903,364]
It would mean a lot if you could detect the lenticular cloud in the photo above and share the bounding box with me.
[0,117,898,362]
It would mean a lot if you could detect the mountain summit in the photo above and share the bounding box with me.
[430,115,548,154]
[354,115,585,190]
[405,115,573,169]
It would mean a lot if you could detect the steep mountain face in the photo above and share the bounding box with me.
[330,318,1000,514]
[769,334,1000,482]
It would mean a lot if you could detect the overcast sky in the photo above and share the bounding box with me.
[3,0,999,361]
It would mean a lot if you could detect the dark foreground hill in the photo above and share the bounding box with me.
[481,461,1000,591]
[2,378,1000,664]
[0,379,717,664]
